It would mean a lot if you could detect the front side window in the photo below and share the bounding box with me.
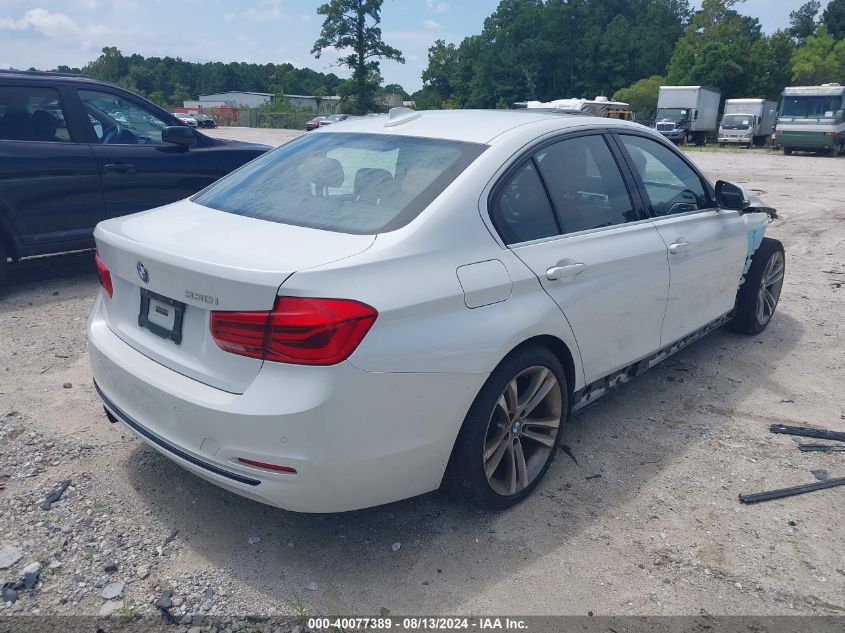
[78,90,170,145]
[619,135,711,216]
[194,132,486,234]
[535,134,636,234]
[0,86,70,142]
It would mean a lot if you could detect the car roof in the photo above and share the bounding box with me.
[314,108,645,144]
[0,69,118,87]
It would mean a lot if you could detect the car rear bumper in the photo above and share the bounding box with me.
[87,295,485,512]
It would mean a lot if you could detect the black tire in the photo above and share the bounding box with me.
[783,148,793,156]
[729,237,785,335]
[445,345,568,510]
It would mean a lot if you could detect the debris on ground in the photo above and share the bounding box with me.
[39,479,71,510]
[769,424,845,442]
[739,477,845,504]
[799,444,845,453]
[811,469,829,481]
[101,580,125,600]
[558,444,578,465]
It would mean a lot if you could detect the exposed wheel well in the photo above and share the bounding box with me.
[504,335,577,400]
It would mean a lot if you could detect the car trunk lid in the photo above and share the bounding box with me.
[94,199,375,393]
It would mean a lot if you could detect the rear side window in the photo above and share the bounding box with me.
[535,135,636,234]
[490,161,559,244]
[0,86,71,142]
[194,133,485,234]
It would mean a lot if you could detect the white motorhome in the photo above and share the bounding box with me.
[775,84,845,156]
[718,99,778,147]
[518,96,633,119]
[654,86,721,145]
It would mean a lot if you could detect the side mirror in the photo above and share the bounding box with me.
[162,126,195,147]
[715,180,749,211]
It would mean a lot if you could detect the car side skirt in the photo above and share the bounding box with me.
[571,312,732,413]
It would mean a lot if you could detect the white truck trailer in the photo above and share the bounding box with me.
[654,86,721,145]
[718,98,778,147]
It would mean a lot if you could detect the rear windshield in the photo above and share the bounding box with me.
[194,132,486,234]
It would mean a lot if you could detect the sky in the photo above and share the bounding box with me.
[0,0,832,94]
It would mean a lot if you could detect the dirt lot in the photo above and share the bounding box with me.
[1,131,843,621]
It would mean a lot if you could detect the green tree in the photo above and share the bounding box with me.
[792,25,845,84]
[146,91,167,108]
[789,1,821,43]
[381,83,409,98]
[822,0,845,39]
[312,0,404,114]
[83,46,126,82]
[747,30,795,100]
[613,75,664,120]
[419,0,689,109]
[666,0,763,99]
[169,83,192,107]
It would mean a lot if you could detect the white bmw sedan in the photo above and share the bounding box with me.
[88,108,784,512]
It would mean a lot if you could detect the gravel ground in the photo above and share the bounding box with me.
[0,133,843,624]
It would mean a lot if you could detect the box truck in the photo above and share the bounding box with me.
[774,84,845,156]
[654,86,721,145]
[718,99,778,147]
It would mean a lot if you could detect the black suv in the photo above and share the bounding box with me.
[0,71,271,283]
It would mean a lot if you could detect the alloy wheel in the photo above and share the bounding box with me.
[482,366,562,496]
[756,250,784,326]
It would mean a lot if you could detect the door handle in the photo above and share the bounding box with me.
[546,262,586,281]
[669,239,691,254]
[103,163,136,174]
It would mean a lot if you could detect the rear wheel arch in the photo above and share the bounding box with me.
[445,340,571,509]
[496,334,577,403]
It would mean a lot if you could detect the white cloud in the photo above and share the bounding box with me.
[425,0,448,14]
[223,12,235,23]
[422,19,442,30]
[244,6,285,22]
[0,8,112,41]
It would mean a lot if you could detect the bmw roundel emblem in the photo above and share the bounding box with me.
[137,261,149,284]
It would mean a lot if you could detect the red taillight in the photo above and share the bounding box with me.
[94,250,113,298]
[238,458,297,474]
[210,297,377,366]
